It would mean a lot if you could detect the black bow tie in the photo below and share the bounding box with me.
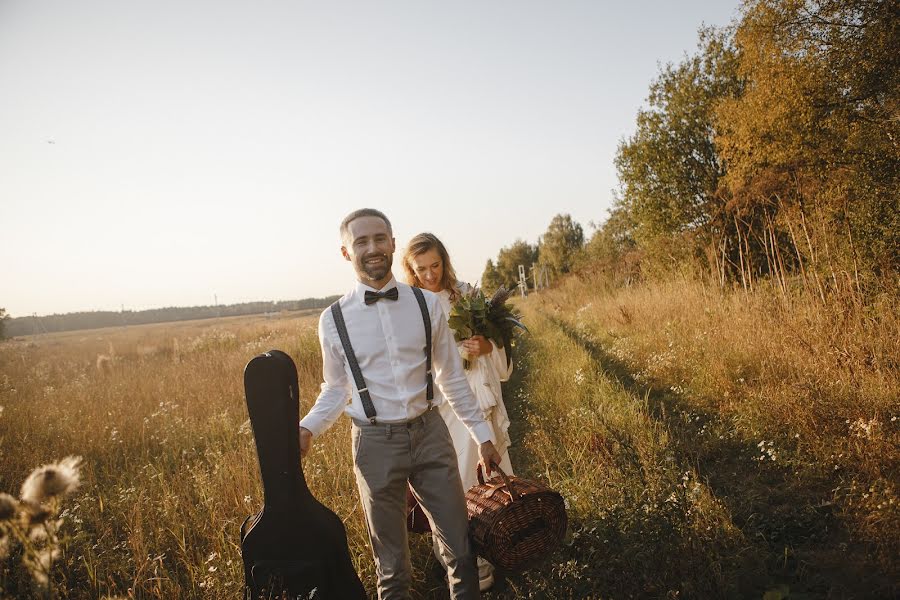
[364,287,399,305]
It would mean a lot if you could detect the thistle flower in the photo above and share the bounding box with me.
[28,518,63,542]
[0,492,17,522]
[20,456,82,505]
[23,546,60,587]
[22,502,52,528]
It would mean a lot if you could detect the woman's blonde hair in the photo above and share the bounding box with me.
[402,233,462,301]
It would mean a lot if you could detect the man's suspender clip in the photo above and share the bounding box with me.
[357,387,377,423]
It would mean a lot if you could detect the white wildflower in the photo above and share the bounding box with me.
[848,417,880,439]
[574,369,585,386]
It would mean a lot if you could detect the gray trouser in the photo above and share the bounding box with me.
[352,408,480,600]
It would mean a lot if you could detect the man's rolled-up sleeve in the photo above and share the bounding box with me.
[299,310,351,437]
[431,299,495,445]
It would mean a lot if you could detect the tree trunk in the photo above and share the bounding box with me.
[734,213,748,292]
[800,207,826,304]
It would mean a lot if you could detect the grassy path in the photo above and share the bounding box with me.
[476,303,892,599]
[547,316,838,594]
[417,305,753,599]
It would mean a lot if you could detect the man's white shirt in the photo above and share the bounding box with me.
[299,277,495,445]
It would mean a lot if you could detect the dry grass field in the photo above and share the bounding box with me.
[1,276,898,599]
[505,275,899,598]
[0,311,382,598]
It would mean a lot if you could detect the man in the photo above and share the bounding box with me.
[299,208,501,599]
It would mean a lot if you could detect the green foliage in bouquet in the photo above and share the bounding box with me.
[447,286,527,368]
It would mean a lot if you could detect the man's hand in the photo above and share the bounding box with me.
[478,440,502,477]
[462,335,493,358]
[300,427,313,459]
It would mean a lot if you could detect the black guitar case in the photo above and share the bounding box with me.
[240,350,366,600]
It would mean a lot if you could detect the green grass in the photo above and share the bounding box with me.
[476,305,755,599]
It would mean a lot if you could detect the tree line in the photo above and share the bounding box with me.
[480,214,584,293]
[484,0,898,299]
[1,297,340,338]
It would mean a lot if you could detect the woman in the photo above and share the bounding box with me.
[403,232,514,592]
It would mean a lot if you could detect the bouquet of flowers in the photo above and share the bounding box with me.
[447,286,527,369]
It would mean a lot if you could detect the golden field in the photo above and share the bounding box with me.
[1,275,898,599]
[506,275,899,599]
[0,311,378,598]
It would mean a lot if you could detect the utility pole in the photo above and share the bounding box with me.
[32,313,47,336]
[518,265,528,298]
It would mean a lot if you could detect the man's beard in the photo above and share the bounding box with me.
[358,253,393,282]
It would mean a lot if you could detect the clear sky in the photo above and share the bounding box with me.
[1,1,740,318]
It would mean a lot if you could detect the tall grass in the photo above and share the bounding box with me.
[2,277,897,598]
[511,273,898,597]
[489,309,755,599]
[0,313,386,598]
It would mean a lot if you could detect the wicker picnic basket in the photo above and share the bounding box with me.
[465,463,567,571]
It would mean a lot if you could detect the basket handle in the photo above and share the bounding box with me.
[476,462,521,502]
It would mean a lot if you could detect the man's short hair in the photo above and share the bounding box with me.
[340,208,393,244]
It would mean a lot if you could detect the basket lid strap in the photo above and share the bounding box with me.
[476,462,520,502]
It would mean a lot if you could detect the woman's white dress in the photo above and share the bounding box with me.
[431,282,514,584]
[435,282,514,491]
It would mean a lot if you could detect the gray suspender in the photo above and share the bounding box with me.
[412,287,435,402]
[330,286,433,424]
[330,300,377,422]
